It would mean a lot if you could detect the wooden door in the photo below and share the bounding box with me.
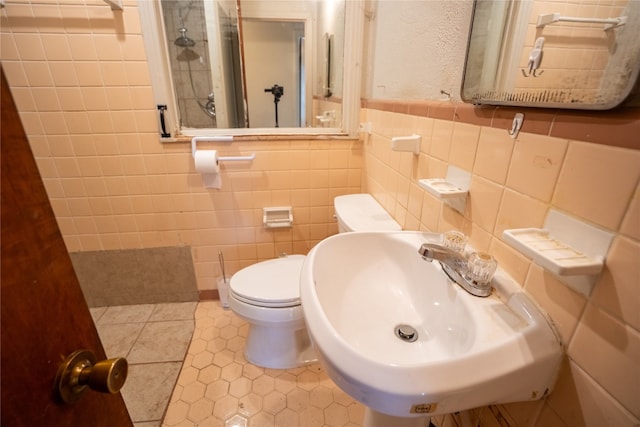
[1,69,133,426]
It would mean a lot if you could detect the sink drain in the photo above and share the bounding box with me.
[395,324,418,342]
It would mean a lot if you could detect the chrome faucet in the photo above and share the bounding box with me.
[418,243,495,297]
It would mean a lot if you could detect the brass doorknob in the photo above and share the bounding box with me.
[54,349,128,404]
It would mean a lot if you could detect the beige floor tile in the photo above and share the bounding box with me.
[149,302,198,321]
[103,301,367,427]
[121,362,183,422]
[128,320,195,363]
[95,303,195,426]
[89,306,108,323]
[96,322,145,359]
[162,302,365,427]
[133,422,161,427]
[98,304,156,324]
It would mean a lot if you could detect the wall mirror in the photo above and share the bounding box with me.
[139,0,359,137]
[462,0,640,110]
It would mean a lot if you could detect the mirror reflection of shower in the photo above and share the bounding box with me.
[175,27,195,48]
[174,26,216,119]
[161,0,217,127]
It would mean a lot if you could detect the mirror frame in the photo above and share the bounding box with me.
[461,0,640,111]
[138,1,363,139]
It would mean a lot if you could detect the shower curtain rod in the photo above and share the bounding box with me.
[0,0,122,10]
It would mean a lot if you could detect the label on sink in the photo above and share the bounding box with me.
[410,403,438,414]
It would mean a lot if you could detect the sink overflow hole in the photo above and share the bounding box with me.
[395,324,418,342]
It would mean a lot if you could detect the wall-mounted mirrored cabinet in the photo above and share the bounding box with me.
[139,0,361,137]
[462,0,640,110]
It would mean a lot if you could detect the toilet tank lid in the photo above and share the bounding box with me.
[334,194,401,231]
[230,255,305,305]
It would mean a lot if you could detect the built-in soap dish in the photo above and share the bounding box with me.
[391,134,421,154]
[503,209,614,296]
[418,179,467,199]
[263,207,293,228]
[418,165,470,214]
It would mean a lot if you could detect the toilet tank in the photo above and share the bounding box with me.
[334,194,402,233]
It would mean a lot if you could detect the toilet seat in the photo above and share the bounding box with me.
[230,255,305,308]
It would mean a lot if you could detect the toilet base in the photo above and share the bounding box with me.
[244,323,318,369]
[363,409,430,427]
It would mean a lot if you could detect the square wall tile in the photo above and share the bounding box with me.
[66,34,98,60]
[430,119,453,161]
[420,195,441,232]
[9,87,37,112]
[494,189,547,237]
[473,127,514,185]
[506,133,568,203]
[619,184,640,241]
[524,265,587,343]
[49,62,79,87]
[568,303,640,419]
[552,142,640,230]
[449,122,480,171]
[467,175,503,234]
[41,34,73,61]
[13,33,47,61]
[1,34,21,61]
[489,238,531,285]
[22,61,55,86]
[2,61,30,87]
[591,236,640,331]
[547,358,639,427]
[407,183,424,220]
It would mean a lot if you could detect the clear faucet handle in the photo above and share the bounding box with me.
[467,252,497,284]
[442,230,466,254]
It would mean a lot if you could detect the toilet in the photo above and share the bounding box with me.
[228,193,401,369]
[334,193,402,233]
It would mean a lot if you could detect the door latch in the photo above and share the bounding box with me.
[54,349,128,404]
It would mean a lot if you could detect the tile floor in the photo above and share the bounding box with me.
[91,302,198,427]
[162,301,366,427]
[94,301,454,427]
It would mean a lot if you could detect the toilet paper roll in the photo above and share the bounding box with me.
[194,149,220,173]
[194,150,222,188]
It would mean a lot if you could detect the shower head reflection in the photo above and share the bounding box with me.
[174,27,195,47]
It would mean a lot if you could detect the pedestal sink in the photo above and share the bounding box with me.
[299,231,563,427]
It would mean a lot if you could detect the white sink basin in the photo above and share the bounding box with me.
[300,231,562,420]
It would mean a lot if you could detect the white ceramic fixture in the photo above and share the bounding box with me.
[503,209,614,297]
[300,231,563,426]
[334,194,401,233]
[226,194,399,370]
[228,255,316,369]
[417,165,471,214]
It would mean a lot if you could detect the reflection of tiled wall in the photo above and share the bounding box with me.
[1,1,361,293]
[361,99,639,427]
[515,0,628,102]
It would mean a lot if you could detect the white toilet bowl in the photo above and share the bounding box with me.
[228,194,400,369]
[228,255,316,369]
